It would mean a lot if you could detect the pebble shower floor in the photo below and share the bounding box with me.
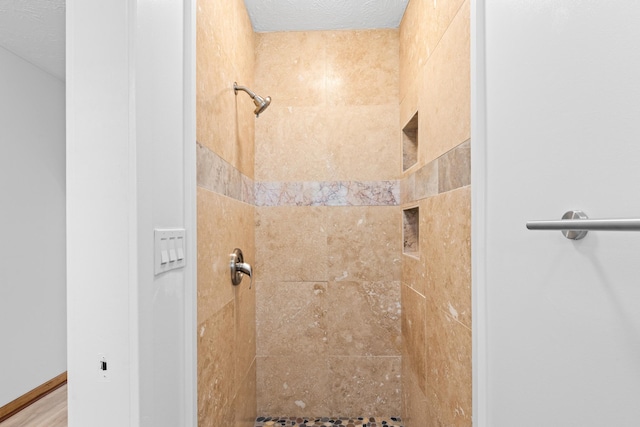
[254,416,404,427]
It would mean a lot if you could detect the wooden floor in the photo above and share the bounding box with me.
[0,385,67,427]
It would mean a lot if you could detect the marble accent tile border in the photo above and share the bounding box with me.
[401,140,470,205]
[197,142,255,205]
[255,180,400,207]
[197,142,400,207]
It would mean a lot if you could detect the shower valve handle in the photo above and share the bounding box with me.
[229,248,253,287]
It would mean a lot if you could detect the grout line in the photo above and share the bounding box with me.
[426,0,469,68]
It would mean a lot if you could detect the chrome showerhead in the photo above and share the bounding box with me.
[234,82,271,117]
[252,94,271,117]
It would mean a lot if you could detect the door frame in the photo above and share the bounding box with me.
[182,0,197,424]
[471,1,488,426]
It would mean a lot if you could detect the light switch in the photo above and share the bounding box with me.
[154,228,186,275]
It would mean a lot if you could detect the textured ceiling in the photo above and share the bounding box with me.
[0,0,65,80]
[244,0,410,32]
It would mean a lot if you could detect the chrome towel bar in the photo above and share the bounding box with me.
[526,210,640,240]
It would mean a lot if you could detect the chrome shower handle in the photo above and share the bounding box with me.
[526,210,640,240]
[236,261,252,277]
[229,248,253,287]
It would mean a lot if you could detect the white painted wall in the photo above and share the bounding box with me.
[0,46,66,407]
[66,0,196,425]
[474,1,640,426]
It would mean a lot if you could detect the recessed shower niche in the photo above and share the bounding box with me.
[402,111,418,172]
[402,206,419,257]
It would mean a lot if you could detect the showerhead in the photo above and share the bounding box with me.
[252,94,271,117]
[234,82,272,117]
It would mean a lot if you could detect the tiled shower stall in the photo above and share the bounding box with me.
[196,0,470,425]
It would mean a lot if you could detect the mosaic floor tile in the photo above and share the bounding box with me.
[254,416,404,427]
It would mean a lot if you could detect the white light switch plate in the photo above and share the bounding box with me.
[154,228,186,275]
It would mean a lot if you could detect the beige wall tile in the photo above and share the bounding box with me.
[233,0,256,178]
[234,274,256,393]
[255,104,401,182]
[196,0,255,177]
[197,0,256,422]
[197,185,256,426]
[255,29,401,183]
[325,30,399,107]
[326,104,401,181]
[400,2,471,422]
[236,93,256,179]
[197,188,255,325]
[257,282,400,356]
[400,79,421,174]
[400,0,467,105]
[255,281,401,417]
[255,32,327,107]
[401,283,427,395]
[197,69,255,178]
[256,29,398,108]
[423,186,471,328]
[197,0,252,79]
[256,281,329,356]
[328,356,402,417]
[425,0,467,61]
[198,301,235,426]
[254,105,330,182]
[422,0,470,163]
[197,187,232,322]
[233,0,255,84]
[201,0,236,64]
[426,304,472,427]
[327,206,401,282]
[402,354,429,427]
[256,356,332,416]
[402,249,426,297]
[255,206,328,282]
[399,0,427,102]
[413,185,472,426]
[326,281,401,356]
[400,76,420,129]
[196,44,236,162]
[232,360,257,427]
[249,25,414,420]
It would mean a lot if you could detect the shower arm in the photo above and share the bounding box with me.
[233,82,271,117]
[233,83,257,99]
